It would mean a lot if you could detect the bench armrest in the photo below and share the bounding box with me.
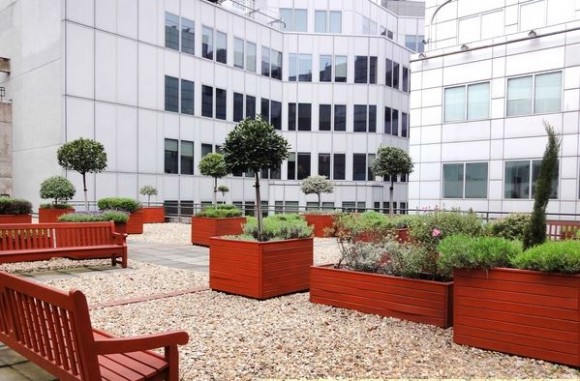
[94,330,189,354]
[111,232,128,245]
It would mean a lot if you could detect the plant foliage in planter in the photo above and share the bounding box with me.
[486,213,531,241]
[511,240,580,273]
[139,185,158,206]
[0,197,32,215]
[97,197,141,213]
[240,214,313,241]
[195,204,242,218]
[39,176,76,209]
[58,210,129,224]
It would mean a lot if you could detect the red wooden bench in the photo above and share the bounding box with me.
[0,222,128,268]
[546,220,580,240]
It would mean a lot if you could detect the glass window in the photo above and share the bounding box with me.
[233,92,244,122]
[164,76,179,113]
[505,161,530,199]
[271,100,281,130]
[299,54,312,82]
[164,139,178,174]
[443,164,464,198]
[288,53,298,81]
[201,143,213,157]
[385,59,393,87]
[444,86,466,122]
[335,56,347,82]
[535,72,562,114]
[181,18,195,55]
[369,56,377,84]
[393,61,400,89]
[246,42,256,72]
[368,154,376,181]
[287,152,296,180]
[216,31,227,64]
[507,76,532,116]
[260,98,269,121]
[319,105,331,131]
[261,47,270,76]
[405,35,417,51]
[234,38,244,69]
[319,153,331,178]
[271,50,282,80]
[246,95,256,118]
[180,140,194,175]
[401,112,408,138]
[391,109,399,136]
[315,11,327,33]
[369,105,376,133]
[465,163,488,198]
[280,8,294,31]
[334,105,346,131]
[202,26,213,60]
[333,153,345,180]
[297,153,311,180]
[354,105,367,132]
[468,83,490,120]
[353,154,367,181]
[329,11,342,33]
[215,88,226,120]
[384,106,392,134]
[402,66,409,92]
[201,85,213,118]
[319,55,332,82]
[298,103,311,131]
[165,13,179,51]
[531,159,558,198]
[181,79,194,115]
[417,35,425,53]
[294,9,307,32]
[355,56,368,84]
[288,103,296,131]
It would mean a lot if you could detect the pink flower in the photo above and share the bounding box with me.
[432,228,441,238]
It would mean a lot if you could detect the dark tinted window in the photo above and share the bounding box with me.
[355,56,368,83]
[202,85,213,117]
[164,76,179,112]
[215,88,226,120]
[334,105,346,131]
[319,105,331,131]
[180,79,194,115]
[234,93,244,122]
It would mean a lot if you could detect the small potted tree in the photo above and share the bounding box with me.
[0,197,32,223]
[301,175,335,237]
[209,116,314,299]
[139,185,165,223]
[97,197,143,234]
[217,185,229,203]
[38,176,76,222]
[371,146,414,216]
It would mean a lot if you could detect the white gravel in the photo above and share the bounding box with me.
[4,222,578,380]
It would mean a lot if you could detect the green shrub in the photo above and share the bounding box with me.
[242,214,312,241]
[511,241,580,273]
[438,235,522,275]
[97,197,141,213]
[58,210,129,223]
[39,176,76,207]
[487,213,531,241]
[195,204,242,218]
[0,197,32,215]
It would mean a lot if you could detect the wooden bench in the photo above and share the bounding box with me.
[0,222,128,268]
[546,220,580,240]
[0,270,189,380]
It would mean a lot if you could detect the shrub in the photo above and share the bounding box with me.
[0,197,32,215]
[301,175,333,209]
[58,210,129,223]
[336,211,394,240]
[97,197,141,213]
[195,204,242,218]
[438,235,523,275]
[139,185,158,206]
[242,214,312,241]
[39,176,76,208]
[511,240,580,273]
[486,213,531,241]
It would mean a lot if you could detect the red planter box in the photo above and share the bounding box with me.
[304,214,335,237]
[126,210,144,234]
[453,268,580,367]
[310,265,454,328]
[0,215,32,224]
[191,216,245,246]
[142,207,165,223]
[114,222,127,235]
[209,236,313,299]
[38,208,74,223]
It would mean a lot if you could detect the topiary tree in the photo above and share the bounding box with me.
[57,138,107,211]
[139,185,158,206]
[222,116,290,239]
[371,146,414,215]
[523,122,561,250]
[198,153,229,206]
[217,184,229,203]
[39,176,76,207]
[301,175,334,209]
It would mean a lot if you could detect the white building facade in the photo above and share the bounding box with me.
[410,0,580,217]
[0,0,423,214]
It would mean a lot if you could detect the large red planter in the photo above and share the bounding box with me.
[209,236,313,299]
[453,268,580,367]
[142,207,165,223]
[310,265,454,328]
[126,209,144,234]
[0,215,32,224]
[38,208,74,223]
[191,216,245,246]
[304,214,335,237]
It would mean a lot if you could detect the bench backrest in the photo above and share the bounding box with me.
[0,226,55,250]
[52,222,117,248]
[0,271,100,380]
[546,220,580,240]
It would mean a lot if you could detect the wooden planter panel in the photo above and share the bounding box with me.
[126,210,144,234]
[191,217,245,246]
[38,208,74,223]
[0,215,31,224]
[453,268,580,367]
[142,207,165,223]
[310,265,453,328]
[209,237,313,299]
[304,214,334,237]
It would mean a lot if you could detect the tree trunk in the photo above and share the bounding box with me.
[213,177,217,206]
[254,172,263,237]
[389,180,394,216]
[82,173,89,212]
[317,193,321,209]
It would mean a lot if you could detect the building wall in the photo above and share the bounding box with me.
[0,102,11,196]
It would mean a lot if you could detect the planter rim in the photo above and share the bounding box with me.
[210,236,313,245]
[455,266,580,279]
[313,263,454,286]
[192,216,245,220]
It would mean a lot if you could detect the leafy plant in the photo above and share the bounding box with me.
[371,146,414,215]
[139,185,158,206]
[58,210,129,223]
[437,235,523,275]
[0,197,32,215]
[486,213,531,241]
[222,116,290,240]
[217,185,229,202]
[39,176,76,208]
[241,214,312,241]
[97,197,141,213]
[57,138,107,211]
[511,241,580,273]
[523,123,561,250]
[198,153,229,206]
[195,204,242,218]
[301,175,333,209]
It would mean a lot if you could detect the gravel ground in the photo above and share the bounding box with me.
[5,223,579,380]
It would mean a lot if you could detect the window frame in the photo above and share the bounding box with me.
[506,71,562,117]
[444,81,491,123]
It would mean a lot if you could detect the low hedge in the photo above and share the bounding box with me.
[0,197,33,215]
[58,210,129,224]
[195,204,243,218]
[97,197,141,213]
[511,240,580,273]
[242,214,312,241]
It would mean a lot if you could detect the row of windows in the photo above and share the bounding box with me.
[444,71,562,122]
[164,140,220,175]
[280,8,342,33]
[443,160,559,199]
